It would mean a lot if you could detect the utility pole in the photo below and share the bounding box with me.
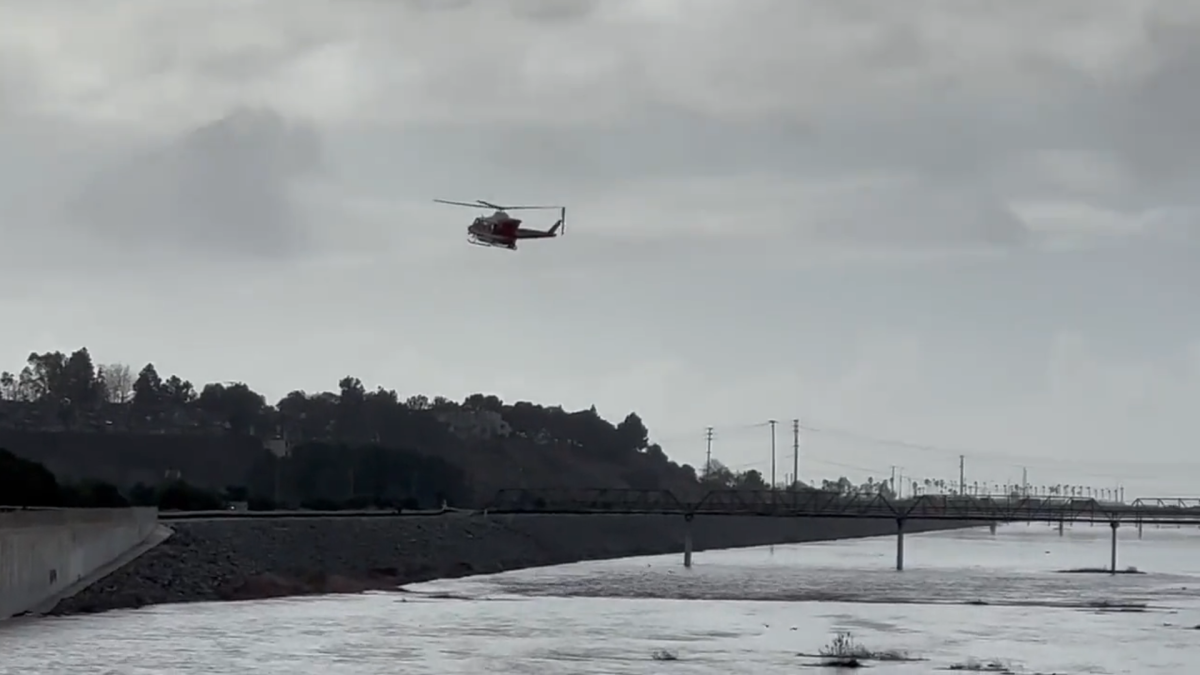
[792,418,800,490]
[768,420,777,489]
[959,455,965,495]
[704,426,714,478]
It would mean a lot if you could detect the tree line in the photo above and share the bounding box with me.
[0,347,697,502]
[0,347,897,504]
[699,460,897,497]
[0,348,662,451]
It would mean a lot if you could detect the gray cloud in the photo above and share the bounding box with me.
[1,0,1199,494]
[1109,10,1200,185]
[69,107,322,259]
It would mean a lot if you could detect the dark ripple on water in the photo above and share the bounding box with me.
[479,564,1200,610]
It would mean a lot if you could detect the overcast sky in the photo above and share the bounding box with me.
[2,0,1198,496]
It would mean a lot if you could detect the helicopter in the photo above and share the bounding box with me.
[433,199,566,250]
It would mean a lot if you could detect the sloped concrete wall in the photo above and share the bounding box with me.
[0,507,158,620]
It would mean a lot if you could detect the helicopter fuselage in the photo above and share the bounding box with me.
[468,213,523,249]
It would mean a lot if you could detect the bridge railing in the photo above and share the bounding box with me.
[485,488,1101,516]
[690,491,1119,520]
[484,488,688,514]
[481,488,1200,524]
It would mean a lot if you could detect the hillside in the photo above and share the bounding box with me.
[0,348,707,507]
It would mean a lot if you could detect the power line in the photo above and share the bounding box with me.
[656,417,1200,484]
[797,424,1191,481]
[791,421,1200,473]
[654,420,774,446]
[716,454,1129,498]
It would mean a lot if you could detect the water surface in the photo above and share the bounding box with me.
[3,522,1199,674]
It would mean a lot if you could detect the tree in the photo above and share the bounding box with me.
[700,459,737,488]
[23,351,63,400]
[15,348,99,405]
[161,375,197,405]
[336,376,367,438]
[615,412,649,453]
[62,347,103,408]
[98,363,135,403]
[735,469,768,490]
[338,376,366,404]
[197,381,267,434]
[364,387,400,440]
[16,367,38,401]
[132,363,164,407]
[0,371,16,400]
[7,348,104,427]
[276,390,310,427]
[819,477,855,494]
[463,393,502,412]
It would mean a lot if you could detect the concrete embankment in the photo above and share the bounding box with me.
[0,507,158,620]
[49,514,980,616]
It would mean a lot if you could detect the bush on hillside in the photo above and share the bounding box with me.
[0,447,61,506]
[60,480,130,508]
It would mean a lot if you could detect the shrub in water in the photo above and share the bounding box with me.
[816,631,911,666]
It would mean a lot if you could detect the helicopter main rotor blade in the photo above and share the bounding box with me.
[438,198,562,211]
[434,199,488,208]
[475,199,561,210]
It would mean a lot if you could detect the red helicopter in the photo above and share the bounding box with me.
[434,198,565,250]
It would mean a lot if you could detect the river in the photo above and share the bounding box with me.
[3,523,1200,674]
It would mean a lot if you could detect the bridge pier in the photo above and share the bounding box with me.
[1109,521,1118,574]
[895,518,905,571]
[1058,520,1064,536]
[683,514,694,568]
[1137,519,1143,539]
[989,522,997,535]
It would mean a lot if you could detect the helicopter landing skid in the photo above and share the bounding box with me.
[468,235,516,250]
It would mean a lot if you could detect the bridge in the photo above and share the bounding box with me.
[482,488,1200,572]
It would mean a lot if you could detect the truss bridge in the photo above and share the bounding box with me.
[483,489,1200,573]
[483,489,1200,524]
